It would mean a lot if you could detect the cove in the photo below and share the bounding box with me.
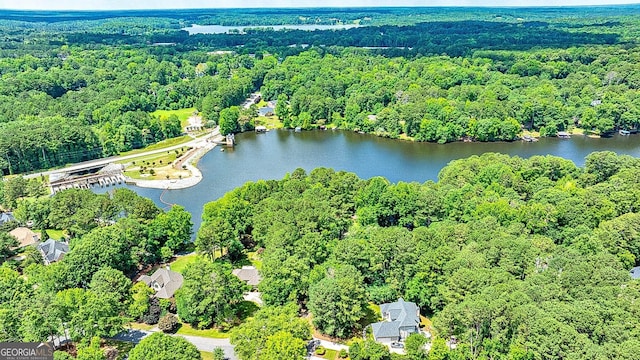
[95,130,640,234]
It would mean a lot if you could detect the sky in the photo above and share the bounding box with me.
[1,0,639,11]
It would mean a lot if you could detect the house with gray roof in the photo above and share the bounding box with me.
[0,212,15,225]
[139,267,184,299]
[631,267,640,280]
[371,298,420,344]
[232,266,262,287]
[37,239,69,265]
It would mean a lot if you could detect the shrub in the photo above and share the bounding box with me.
[160,246,174,263]
[315,346,326,356]
[143,298,162,324]
[339,349,348,358]
[158,313,179,333]
[149,169,155,176]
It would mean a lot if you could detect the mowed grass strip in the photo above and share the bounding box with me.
[176,323,230,339]
[151,107,197,128]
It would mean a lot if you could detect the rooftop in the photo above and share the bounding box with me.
[139,267,184,299]
[631,267,640,280]
[9,227,40,248]
[232,266,262,286]
[37,239,69,264]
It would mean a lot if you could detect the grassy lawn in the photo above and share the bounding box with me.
[128,322,155,331]
[317,348,340,359]
[176,323,230,338]
[200,351,214,360]
[118,136,192,157]
[120,147,193,180]
[236,300,260,321]
[255,115,283,129]
[151,107,197,128]
[170,253,204,274]
[247,251,263,270]
[45,229,66,240]
[124,165,191,181]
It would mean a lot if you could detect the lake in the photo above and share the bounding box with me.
[95,130,640,235]
[182,24,360,35]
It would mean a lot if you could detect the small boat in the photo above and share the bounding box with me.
[619,129,631,135]
[220,148,225,152]
[557,131,571,139]
[294,127,302,132]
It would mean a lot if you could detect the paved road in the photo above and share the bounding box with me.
[25,128,221,179]
[111,328,237,360]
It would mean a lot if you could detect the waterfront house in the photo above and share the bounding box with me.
[371,298,420,344]
[139,268,184,299]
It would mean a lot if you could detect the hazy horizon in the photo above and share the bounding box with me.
[1,0,639,11]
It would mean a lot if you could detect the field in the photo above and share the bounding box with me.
[118,136,192,157]
[151,107,197,128]
[170,253,201,274]
[120,147,192,180]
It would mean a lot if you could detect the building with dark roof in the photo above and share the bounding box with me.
[371,298,420,344]
[37,239,69,265]
[0,212,15,225]
[138,268,184,299]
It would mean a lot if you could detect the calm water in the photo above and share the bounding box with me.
[96,130,640,234]
[182,24,360,35]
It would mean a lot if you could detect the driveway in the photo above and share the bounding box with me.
[111,329,237,360]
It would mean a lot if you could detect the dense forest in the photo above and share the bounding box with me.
[2,151,639,359]
[0,188,195,351]
[1,6,640,359]
[2,6,640,174]
[198,151,640,359]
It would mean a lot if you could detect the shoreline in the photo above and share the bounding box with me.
[125,140,218,190]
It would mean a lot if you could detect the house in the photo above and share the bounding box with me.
[9,227,40,249]
[371,298,420,344]
[591,99,602,107]
[0,212,15,225]
[37,239,69,265]
[232,266,262,286]
[631,267,640,280]
[138,268,184,299]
